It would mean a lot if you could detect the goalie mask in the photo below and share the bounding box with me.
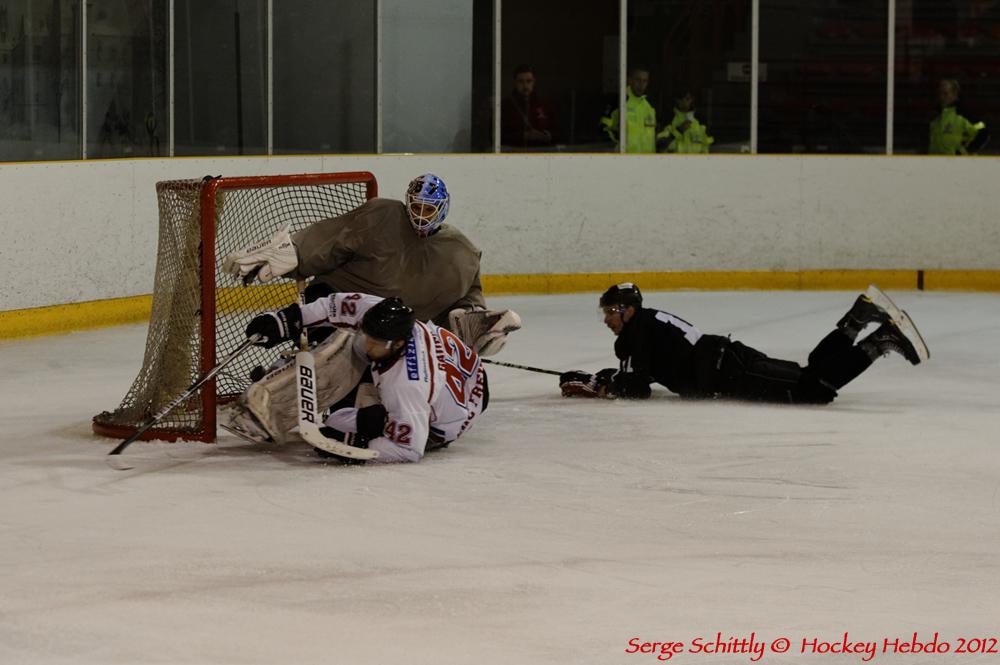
[406,173,450,237]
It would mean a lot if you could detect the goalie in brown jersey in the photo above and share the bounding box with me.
[223,173,521,356]
[220,174,520,446]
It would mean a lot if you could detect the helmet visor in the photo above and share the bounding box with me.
[598,304,626,321]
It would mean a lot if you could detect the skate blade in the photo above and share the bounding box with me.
[865,284,904,323]
[219,422,272,445]
[899,310,931,363]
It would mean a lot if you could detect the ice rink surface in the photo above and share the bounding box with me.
[1,290,999,665]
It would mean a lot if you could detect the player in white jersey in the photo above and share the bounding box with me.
[240,292,488,463]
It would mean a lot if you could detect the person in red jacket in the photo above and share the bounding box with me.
[501,64,559,149]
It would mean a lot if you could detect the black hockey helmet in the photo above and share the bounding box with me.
[361,297,416,341]
[599,283,643,311]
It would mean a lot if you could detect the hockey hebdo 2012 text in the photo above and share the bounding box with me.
[624,632,999,661]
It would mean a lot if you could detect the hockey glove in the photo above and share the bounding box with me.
[559,368,617,398]
[222,224,298,284]
[246,303,303,348]
[356,403,388,441]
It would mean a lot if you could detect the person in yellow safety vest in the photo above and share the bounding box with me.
[657,91,714,154]
[929,79,989,155]
[600,66,658,153]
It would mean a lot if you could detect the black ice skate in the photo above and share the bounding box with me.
[864,313,930,365]
[837,289,892,332]
[863,284,905,323]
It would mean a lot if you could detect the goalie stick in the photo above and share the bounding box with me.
[292,280,379,461]
[482,358,562,376]
[107,334,263,470]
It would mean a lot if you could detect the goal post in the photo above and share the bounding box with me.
[93,171,378,442]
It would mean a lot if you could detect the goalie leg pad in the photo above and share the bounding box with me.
[448,308,523,357]
[219,401,273,443]
[246,330,367,443]
[245,360,295,442]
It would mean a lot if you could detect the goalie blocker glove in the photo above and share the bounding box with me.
[559,368,617,398]
[246,304,303,348]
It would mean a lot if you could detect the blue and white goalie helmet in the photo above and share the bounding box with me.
[405,173,450,237]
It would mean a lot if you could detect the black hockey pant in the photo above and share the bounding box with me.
[712,329,873,405]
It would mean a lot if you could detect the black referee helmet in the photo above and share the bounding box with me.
[599,283,643,311]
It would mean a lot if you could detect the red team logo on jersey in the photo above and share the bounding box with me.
[437,328,478,406]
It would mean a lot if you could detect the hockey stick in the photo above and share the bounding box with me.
[482,358,562,376]
[292,280,379,461]
[107,334,263,469]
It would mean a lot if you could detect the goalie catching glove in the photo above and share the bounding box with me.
[246,303,303,348]
[559,368,617,398]
[448,307,523,357]
[222,223,299,284]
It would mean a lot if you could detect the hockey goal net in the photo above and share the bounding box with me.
[93,171,378,442]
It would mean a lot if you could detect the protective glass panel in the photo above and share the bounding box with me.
[174,0,266,156]
[469,0,494,152]
[382,0,482,152]
[759,0,888,154]
[627,0,751,154]
[86,0,167,159]
[501,0,618,152]
[894,1,997,155]
[272,0,375,154]
[0,0,80,161]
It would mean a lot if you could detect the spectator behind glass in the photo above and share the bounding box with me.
[600,66,658,153]
[929,79,990,155]
[658,91,714,154]
[501,64,558,149]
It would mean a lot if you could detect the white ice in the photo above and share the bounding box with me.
[1,291,999,665]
